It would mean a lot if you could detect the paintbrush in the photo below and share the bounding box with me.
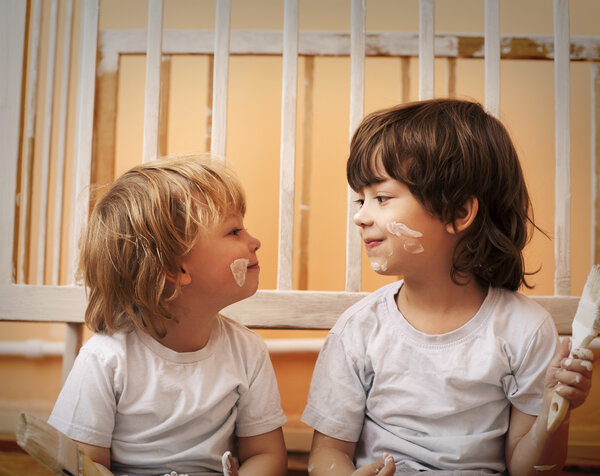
[16,411,112,476]
[547,264,600,433]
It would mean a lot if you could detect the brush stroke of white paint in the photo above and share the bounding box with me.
[387,222,424,254]
[222,451,232,476]
[533,464,557,471]
[230,259,249,287]
[371,261,387,272]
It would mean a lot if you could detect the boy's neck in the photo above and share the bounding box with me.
[396,274,487,335]
[157,304,218,352]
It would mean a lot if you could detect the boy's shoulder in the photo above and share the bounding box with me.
[491,287,551,323]
[333,280,402,333]
[75,330,134,371]
[81,330,129,352]
[216,313,268,349]
[486,286,556,342]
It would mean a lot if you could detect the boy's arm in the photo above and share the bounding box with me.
[308,431,395,476]
[236,428,287,476]
[505,338,594,475]
[505,407,568,475]
[308,431,357,475]
[75,440,112,474]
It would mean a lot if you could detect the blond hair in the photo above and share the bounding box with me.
[79,155,246,338]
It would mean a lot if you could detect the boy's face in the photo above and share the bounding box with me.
[179,213,261,309]
[353,176,455,277]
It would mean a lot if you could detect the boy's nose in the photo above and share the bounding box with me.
[248,232,261,251]
[353,207,373,227]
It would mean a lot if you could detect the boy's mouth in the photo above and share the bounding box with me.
[364,238,383,250]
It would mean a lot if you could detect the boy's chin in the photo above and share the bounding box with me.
[369,261,392,274]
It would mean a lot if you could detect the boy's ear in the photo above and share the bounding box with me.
[165,265,192,286]
[446,196,478,234]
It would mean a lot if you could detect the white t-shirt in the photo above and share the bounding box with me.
[301,281,557,474]
[49,314,286,476]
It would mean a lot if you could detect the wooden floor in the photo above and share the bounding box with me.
[0,442,310,476]
[0,441,598,476]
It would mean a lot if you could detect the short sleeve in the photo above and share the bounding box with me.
[48,347,117,447]
[503,315,558,415]
[235,346,287,437]
[301,332,367,442]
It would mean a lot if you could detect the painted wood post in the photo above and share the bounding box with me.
[553,0,571,296]
[67,0,98,284]
[211,0,232,161]
[37,0,60,285]
[419,0,434,100]
[485,0,500,117]
[277,0,299,291]
[1,0,27,285]
[52,0,74,285]
[346,0,365,292]
[142,0,163,164]
[17,0,42,284]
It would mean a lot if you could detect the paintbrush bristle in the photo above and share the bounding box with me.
[571,265,600,351]
[16,411,79,475]
[582,265,600,304]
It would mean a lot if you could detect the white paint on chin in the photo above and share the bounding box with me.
[370,261,388,272]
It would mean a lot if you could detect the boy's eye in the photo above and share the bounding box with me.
[376,196,390,204]
[354,198,365,208]
[229,228,243,236]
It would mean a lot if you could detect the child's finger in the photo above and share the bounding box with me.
[556,367,592,391]
[571,347,595,362]
[554,382,591,410]
[376,455,396,476]
[353,454,395,476]
[561,357,594,378]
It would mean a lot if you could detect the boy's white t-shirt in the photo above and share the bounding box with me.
[301,280,557,474]
[49,314,286,476]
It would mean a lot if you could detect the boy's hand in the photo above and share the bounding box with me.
[546,337,595,410]
[351,454,395,476]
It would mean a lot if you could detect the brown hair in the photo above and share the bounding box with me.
[79,155,246,338]
[347,98,539,291]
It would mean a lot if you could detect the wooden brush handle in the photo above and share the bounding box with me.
[547,391,570,433]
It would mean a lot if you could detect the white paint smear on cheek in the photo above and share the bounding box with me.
[387,221,424,254]
[230,259,249,287]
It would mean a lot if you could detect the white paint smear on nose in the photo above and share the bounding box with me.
[386,221,425,254]
[230,259,249,287]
